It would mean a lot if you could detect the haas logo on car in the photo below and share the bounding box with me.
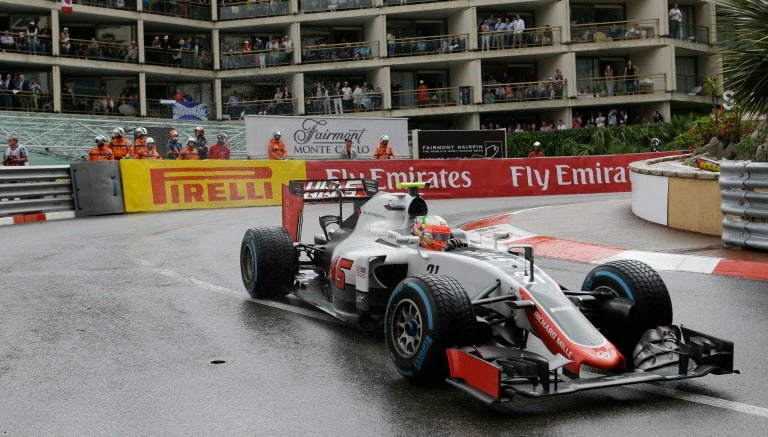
[330,256,354,288]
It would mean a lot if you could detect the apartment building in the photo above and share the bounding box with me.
[0,0,718,131]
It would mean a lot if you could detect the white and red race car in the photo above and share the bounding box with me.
[239,179,736,407]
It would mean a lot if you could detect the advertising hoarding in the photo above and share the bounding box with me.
[244,115,408,160]
[414,129,507,159]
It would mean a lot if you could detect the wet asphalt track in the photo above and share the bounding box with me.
[1,193,767,435]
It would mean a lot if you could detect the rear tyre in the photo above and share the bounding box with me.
[581,259,672,364]
[240,226,298,299]
[385,274,475,384]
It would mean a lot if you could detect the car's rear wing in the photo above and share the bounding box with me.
[282,179,378,242]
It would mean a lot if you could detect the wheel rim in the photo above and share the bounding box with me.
[241,243,255,285]
[391,298,423,359]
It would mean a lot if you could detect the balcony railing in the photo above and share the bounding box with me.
[391,86,467,109]
[145,45,212,69]
[220,48,293,70]
[477,25,562,51]
[143,0,212,20]
[300,0,375,14]
[223,97,296,117]
[389,34,468,57]
[0,90,53,113]
[570,19,660,43]
[301,41,378,63]
[219,1,290,20]
[60,37,138,63]
[0,32,53,55]
[575,73,666,97]
[671,24,710,43]
[383,0,441,5]
[305,91,382,114]
[675,75,707,95]
[61,92,127,116]
[480,80,567,104]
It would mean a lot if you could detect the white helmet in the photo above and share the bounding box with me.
[650,137,660,145]
[146,137,156,145]
[380,135,389,142]
[94,134,109,144]
[217,133,228,141]
[533,141,541,148]
[187,137,196,145]
[135,127,147,136]
[113,127,124,137]
[273,131,281,137]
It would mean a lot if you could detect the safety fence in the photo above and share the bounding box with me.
[0,166,74,218]
[720,161,768,250]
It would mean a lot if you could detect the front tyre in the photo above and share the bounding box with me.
[240,226,298,299]
[385,274,475,384]
[581,259,672,362]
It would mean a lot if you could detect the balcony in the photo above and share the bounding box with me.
[391,86,468,109]
[570,19,659,43]
[301,41,378,63]
[575,73,666,98]
[389,34,468,57]
[477,25,562,51]
[300,0,375,14]
[218,0,290,20]
[480,80,567,104]
[220,48,293,70]
[305,91,382,115]
[223,97,296,118]
[60,37,138,63]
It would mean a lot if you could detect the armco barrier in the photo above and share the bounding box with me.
[0,166,75,218]
[720,161,768,250]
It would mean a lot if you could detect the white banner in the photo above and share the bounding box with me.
[244,115,408,160]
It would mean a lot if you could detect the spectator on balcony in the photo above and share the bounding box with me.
[341,81,353,111]
[553,69,564,97]
[669,3,683,39]
[193,37,203,69]
[387,29,396,57]
[607,109,618,126]
[541,25,553,46]
[391,79,401,108]
[652,109,664,123]
[512,14,525,48]
[1,31,17,51]
[26,21,38,55]
[556,119,568,130]
[60,27,71,54]
[417,80,429,107]
[480,21,491,51]
[0,76,12,110]
[624,59,639,93]
[93,95,114,116]
[87,38,102,59]
[595,112,607,127]
[38,22,51,54]
[604,64,615,95]
[123,40,138,62]
[151,35,161,49]
[228,91,244,119]
[284,35,293,60]
[332,82,343,114]
[493,17,507,49]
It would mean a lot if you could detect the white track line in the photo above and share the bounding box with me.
[628,384,768,419]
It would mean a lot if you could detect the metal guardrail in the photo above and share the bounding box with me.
[0,166,74,217]
[720,161,768,250]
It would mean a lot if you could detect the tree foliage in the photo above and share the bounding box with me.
[717,0,768,116]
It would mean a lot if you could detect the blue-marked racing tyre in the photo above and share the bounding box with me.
[240,226,298,299]
[385,274,475,384]
[581,259,672,363]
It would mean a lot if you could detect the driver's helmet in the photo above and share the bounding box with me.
[412,215,451,251]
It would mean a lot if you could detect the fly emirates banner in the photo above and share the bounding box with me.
[120,160,306,212]
[305,152,679,199]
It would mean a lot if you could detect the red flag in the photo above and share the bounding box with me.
[62,0,73,15]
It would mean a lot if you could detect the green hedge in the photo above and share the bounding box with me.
[506,119,690,158]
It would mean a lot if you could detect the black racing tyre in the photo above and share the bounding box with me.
[240,226,298,299]
[581,259,673,362]
[384,274,475,384]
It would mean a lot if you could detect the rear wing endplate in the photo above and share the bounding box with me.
[282,179,378,242]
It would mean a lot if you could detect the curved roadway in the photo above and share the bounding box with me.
[1,193,766,435]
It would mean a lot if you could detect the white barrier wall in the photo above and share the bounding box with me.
[630,170,669,225]
[245,115,408,160]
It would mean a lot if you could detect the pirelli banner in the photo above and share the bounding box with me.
[120,160,306,212]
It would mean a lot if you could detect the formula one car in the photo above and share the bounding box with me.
[239,179,736,407]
